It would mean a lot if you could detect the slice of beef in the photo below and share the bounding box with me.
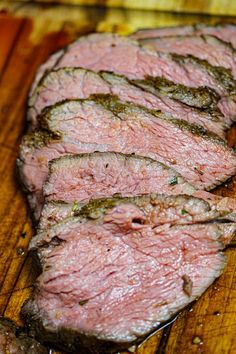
[18,131,195,220]
[35,194,236,244]
[30,33,235,97]
[130,23,236,49]
[52,34,234,94]
[37,195,236,236]
[39,153,236,231]
[43,152,236,224]
[0,317,48,354]
[39,155,236,232]
[22,194,227,354]
[44,152,195,204]
[28,68,226,137]
[44,152,195,203]
[139,35,236,79]
[18,96,236,219]
[30,33,236,125]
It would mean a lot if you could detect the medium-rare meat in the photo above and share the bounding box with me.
[30,33,236,124]
[130,23,236,49]
[38,153,236,231]
[39,153,236,231]
[139,35,236,78]
[28,68,226,137]
[22,195,229,353]
[43,152,236,216]
[18,96,236,220]
[44,152,195,203]
[0,317,47,354]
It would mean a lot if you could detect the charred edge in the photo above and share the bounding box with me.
[171,53,236,93]
[131,76,221,111]
[93,95,230,146]
[29,66,99,109]
[19,130,60,152]
[75,194,210,221]
[75,196,125,219]
[225,233,236,247]
[0,316,48,353]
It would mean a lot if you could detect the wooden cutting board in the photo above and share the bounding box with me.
[0,3,236,353]
[12,0,236,16]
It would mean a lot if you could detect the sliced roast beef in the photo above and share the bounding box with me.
[22,194,228,353]
[28,68,226,137]
[44,152,195,203]
[38,198,236,242]
[139,35,236,78]
[130,23,236,49]
[30,33,236,124]
[18,96,236,220]
[41,33,235,92]
[0,317,48,354]
[38,153,236,231]
[35,194,236,244]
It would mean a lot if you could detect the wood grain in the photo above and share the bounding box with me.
[0,4,235,354]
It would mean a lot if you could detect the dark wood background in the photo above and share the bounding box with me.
[0,2,235,353]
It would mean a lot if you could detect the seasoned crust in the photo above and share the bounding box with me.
[132,75,220,111]
[172,53,236,94]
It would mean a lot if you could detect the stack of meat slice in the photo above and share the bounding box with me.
[18,25,236,353]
